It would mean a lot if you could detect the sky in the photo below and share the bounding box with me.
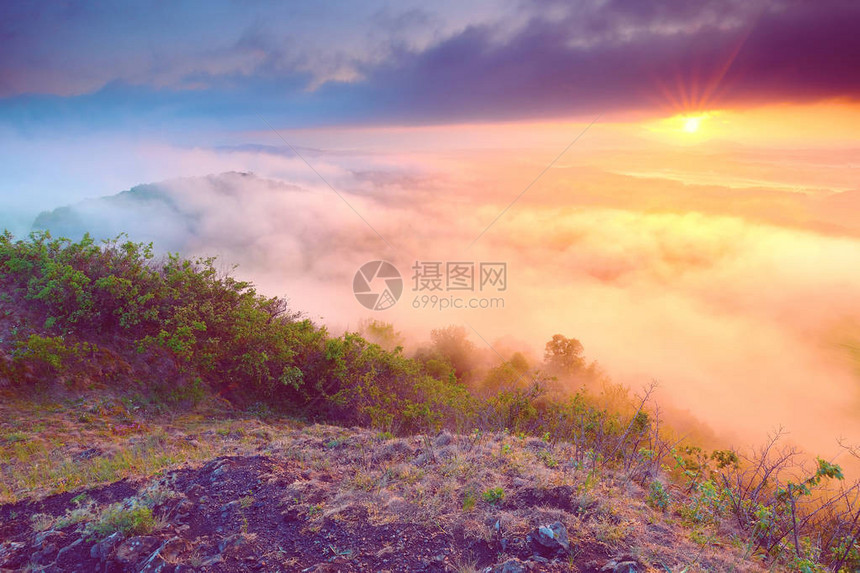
[1,0,860,461]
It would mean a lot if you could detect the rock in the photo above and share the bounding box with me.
[205,459,233,481]
[33,530,64,549]
[90,532,121,561]
[527,521,570,555]
[218,533,245,553]
[159,537,191,562]
[176,498,193,513]
[490,558,530,573]
[73,447,102,461]
[220,500,241,513]
[600,557,640,573]
[220,500,241,520]
[139,553,168,573]
[0,541,25,567]
[137,536,192,572]
[114,536,158,565]
[31,542,58,565]
[201,554,224,567]
[32,531,77,565]
[186,483,205,497]
[434,431,453,447]
[53,538,82,563]
[375,545,396,558]
[301,564,340,572]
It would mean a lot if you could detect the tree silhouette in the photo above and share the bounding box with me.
[543,334,585,376]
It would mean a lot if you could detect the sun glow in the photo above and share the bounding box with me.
[683,116,704,133]
[641,111,720,140]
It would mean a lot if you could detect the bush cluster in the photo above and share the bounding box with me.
[3,232,858,571]
[0,232,647,454]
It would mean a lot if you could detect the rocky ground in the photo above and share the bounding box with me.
[1,454,598,572]
[0,415,768,573]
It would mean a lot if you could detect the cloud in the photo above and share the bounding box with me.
[349,0,860,122]
[30,162,860,458]
[1,0,857,129]
[3,0,859,471]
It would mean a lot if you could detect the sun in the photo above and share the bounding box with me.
[642,110,720,139]
[683,116,703,133]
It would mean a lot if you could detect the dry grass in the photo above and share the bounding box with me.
[0,392,296,503]
[259,426,770,572]
[0,394,774,572]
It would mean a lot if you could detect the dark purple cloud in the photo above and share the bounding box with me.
[345,0,860,122]
[0,0,858,128]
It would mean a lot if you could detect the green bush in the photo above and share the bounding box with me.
[89,503,156,538]
[2,231,858,573]
[647,480,670,512]
[482,487,505,505]
[0,231,326,402]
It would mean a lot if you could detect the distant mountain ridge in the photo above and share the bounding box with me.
[32,171,300,249]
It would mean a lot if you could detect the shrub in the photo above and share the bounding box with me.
[647,480,670,512]
[89,503,157,538]
[481,487,505,505]
[0,232,326,403]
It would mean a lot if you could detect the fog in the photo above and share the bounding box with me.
[20,117,860,466]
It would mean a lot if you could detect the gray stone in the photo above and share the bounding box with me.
[600,554,640,573]
[527,521,570,555]
[138,537,189,573]
[220,500,240,514]
[31,543,58,565]
[53,538,82,564]
[33,530,64,549]
[90,532,121,561]
[201,554,224,567]
[491,558,530,573]
[114,536,158,565]
[218,533,245,553]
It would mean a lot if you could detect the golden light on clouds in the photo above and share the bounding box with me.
[683,115,705,133]
[638,101,860,146]
[643,111,720,139]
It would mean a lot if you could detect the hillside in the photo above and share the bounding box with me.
[0,232,858,572]
[0,399,764,573]
[30,173,300,252]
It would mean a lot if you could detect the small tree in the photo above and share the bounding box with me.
[544,334,585,376]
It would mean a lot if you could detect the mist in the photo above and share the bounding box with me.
[21,117,860,467]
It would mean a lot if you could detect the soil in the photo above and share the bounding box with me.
[0,455,612,573]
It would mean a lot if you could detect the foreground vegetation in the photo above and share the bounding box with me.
[0,408,771,572]
[1,231,859,571]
